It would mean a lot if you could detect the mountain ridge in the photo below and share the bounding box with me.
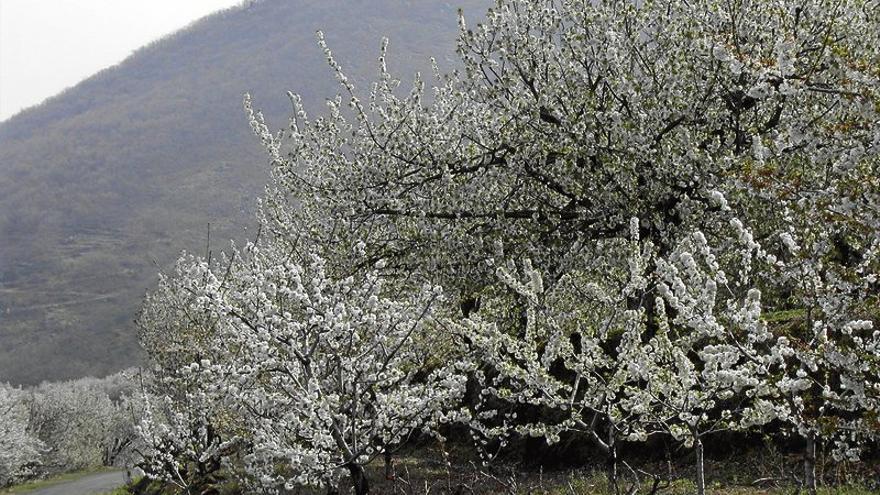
[0,0,490,384]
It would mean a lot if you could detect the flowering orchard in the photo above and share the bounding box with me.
[0,375,141,488]
[136,0,880,494]
[137,243,472,494]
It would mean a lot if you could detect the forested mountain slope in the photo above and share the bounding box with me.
[0,0,489,384]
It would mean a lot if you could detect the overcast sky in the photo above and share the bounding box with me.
[0,0,244,122]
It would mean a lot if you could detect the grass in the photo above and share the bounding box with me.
[264,454,878,495]
[94,470,877,495]
[82,447,879,495]
[99,487,136,495]
[536,471,876,494]
[0,466,118,494]
[763,308,807,323]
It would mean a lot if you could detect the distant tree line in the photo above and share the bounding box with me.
[0,372,142,487]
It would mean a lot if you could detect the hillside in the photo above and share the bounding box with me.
[0,0,490,384]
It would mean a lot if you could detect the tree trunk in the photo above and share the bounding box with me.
[695,438,705,495]
[347,463,370,495]
[384,451,395,480]
[608,442,619,495]
[804,434,817,495]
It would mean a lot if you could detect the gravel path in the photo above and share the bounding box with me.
[27,471,127,495]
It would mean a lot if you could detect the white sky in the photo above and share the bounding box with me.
[0,0,244,122]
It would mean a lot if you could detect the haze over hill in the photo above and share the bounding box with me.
[0,0,490,385]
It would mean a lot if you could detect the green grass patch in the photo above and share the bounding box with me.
[98,487,133,495]
[764,308,807,323]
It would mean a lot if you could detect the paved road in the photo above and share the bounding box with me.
[28,471,127,495]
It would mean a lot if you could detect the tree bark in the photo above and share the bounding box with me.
[695,438,705,495]
[804,434,817,495]
[384,451,395,480]
[347,463,370,495]
[608,441,619,495]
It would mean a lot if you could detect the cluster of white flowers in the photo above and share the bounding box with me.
[0,384,43,487]
[452,221,780,490]
[139,0,879,494]
[137,242,472,493]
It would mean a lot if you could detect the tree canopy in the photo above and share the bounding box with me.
[136,1,880,494]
